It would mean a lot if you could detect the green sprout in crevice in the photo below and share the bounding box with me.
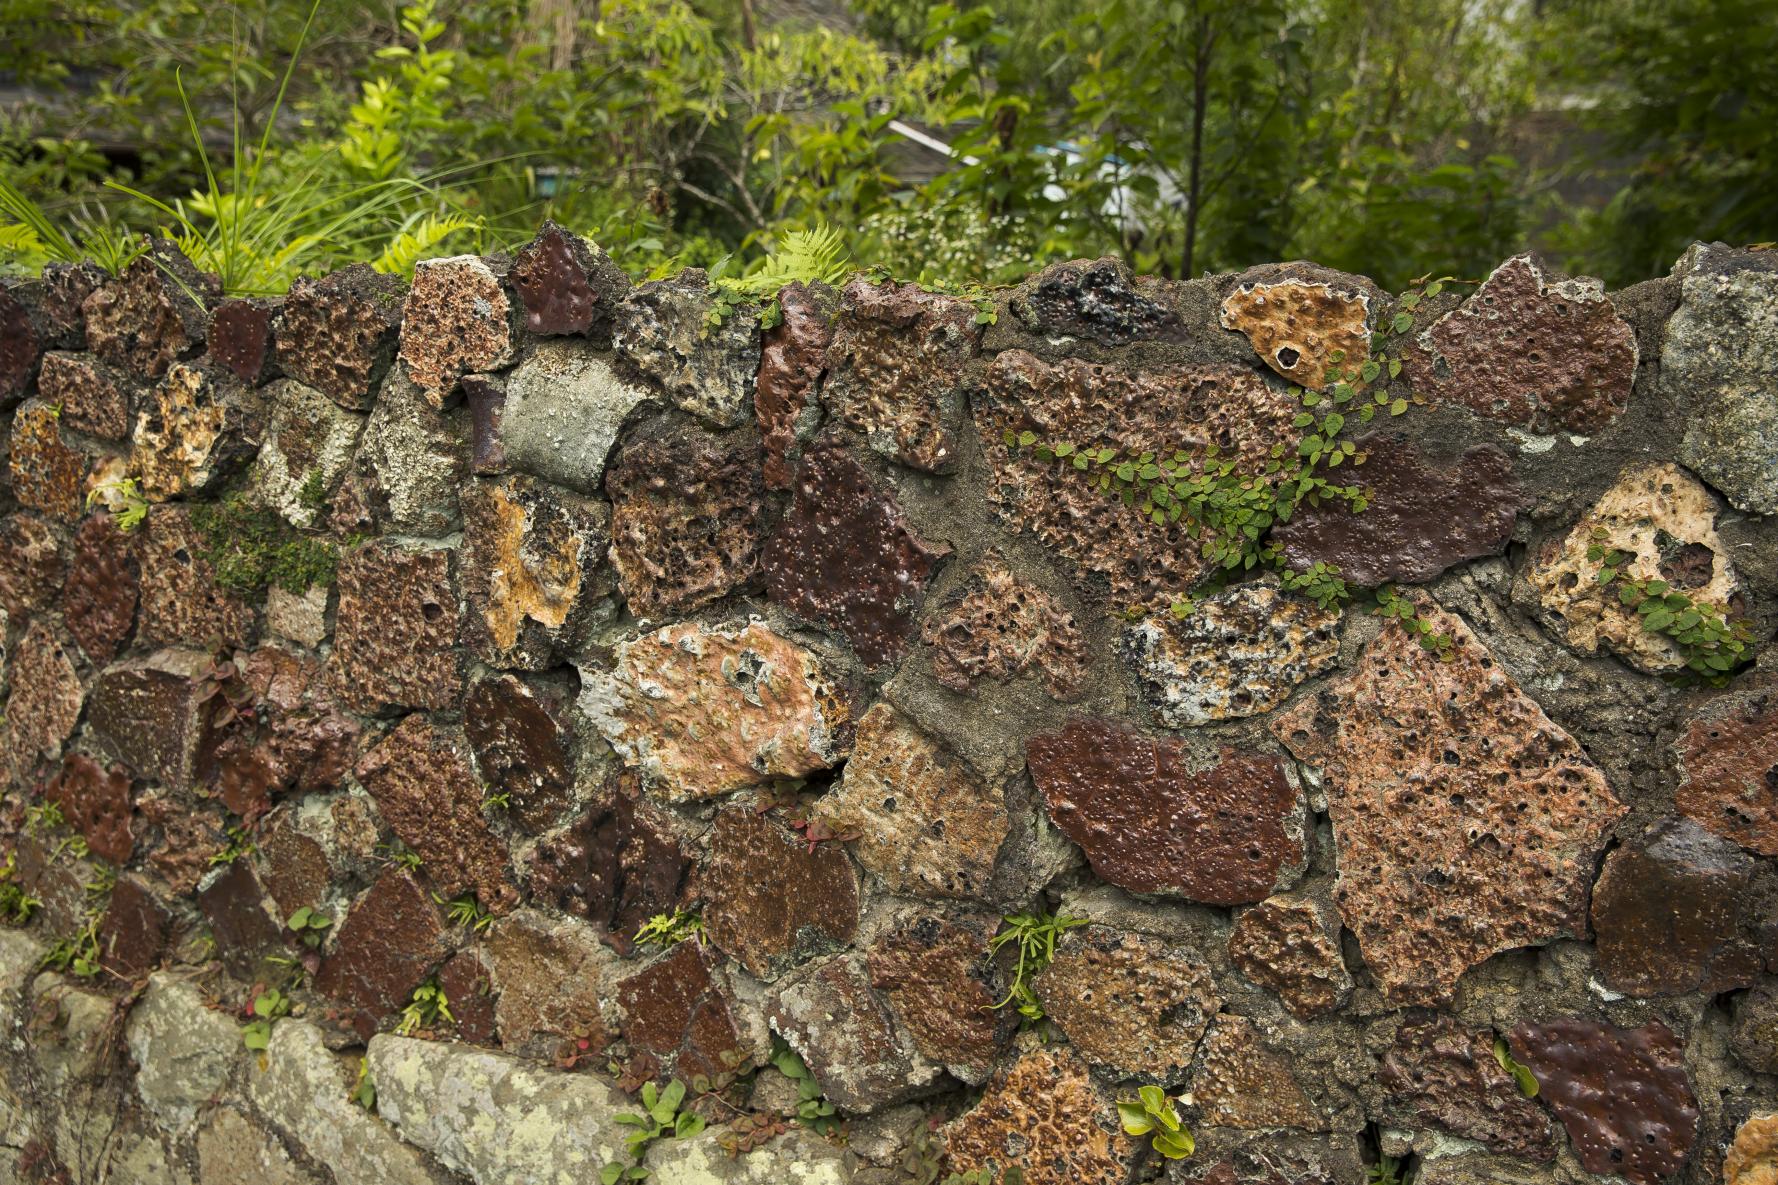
[1117,1084,1194,1161]
[634,909,705,950]
[241,986,292,1051]
[603,1078,707,1184]
[985,910,1087,1026]
[394,979,453,1037]
[1590,533,1754,682]
[0,853,41,926]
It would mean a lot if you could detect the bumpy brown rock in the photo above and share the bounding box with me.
[756,281,833,489]
[355,715,516,912]
[1008,257,1182,344]
[1379,1015,1557,1161]
[131,361,260,501]
[822,278,976,472]
[483,910,613,1051]
[763,441,948,667]
[1028,720,1306,905]
[314,871,447,1023]
[0,283,43,398]
[40,263,103,347]
[920,549,1087,700]
[1192,1015,1324,1131]
[399,255,515,403]
[85,648,213,789]
[527,781,690,954]
[464,673,575,831]
[274,264,405,409]
[97,876,171,979]
[3,621,85,779]
[198,647,360,817]
[207,298,277,384]
[1676,688,1778,855]
[617,941,759,1085]
[579,620,851,801]
[604,422,765,618]
[328,541,461,715]
[768,953,942,1113]
[81,247,211,378]
[256,813,332,918]
[1035,925,1218,1081]
[435,950,497,1046]
[698,805,859,980]
[1220,264,1379,389]
[1507,1019,1698,1185]
[37,351,132,439]
[1404,254,1638,433]
[8,402,87,520]
[0,512,64,620]
[1727,1115,1778,1185]
[1170,1131,1363,1185]
[138,789,226,895]
[1227,893,1352,1020]
[1525,462,1743,673]
[251,379,364,528]
[44,753,134,864]
[812,702,1008,899]
[509,221,627,339]
[197,860,285,977]
[1122,578,1340,728]
[136,506,254,650]
[942,1044,1127,1185]
[1270,437,1522,588]
[614,271,759,428]
[1272,596,1624,1005]
[460,474,610,668]
[866,913,1008,1084]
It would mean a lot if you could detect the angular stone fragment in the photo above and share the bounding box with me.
[350,366,466,534]
[1227,892,1351,1020]
[920,549,1087,700]
[2,621,84,780]
[37,351,132,439]
[465,673,576,831]
[0,511,64,621]
[44,752,134,864]
[1273,595,1624,1005]
[1028,719,1306,905]
[510,220,628,339]
[197,1108,322,1185]
[82,245,212,378]
[461,474,610,667]
[138,788,227,894]
[699,805,859,980]
[1404,254,1637,433]
[1378,1015,1557,1161]
[251,379,365,528]
[1271,437,1522,588]
[614,270,760,428]
[498,340,649,494]
[435,949,497,1046]
[0,281,43,398]
[131,361,260,501]
[579,620,850,801]
[768,952,942,1113]
[617,940,760,1085]
[97,875,171,979]
[866,912,1008,1084]
[527,780,690,952]
[266,582,328,649]
[274,264,405,409]
[1676,688,1778,855]
[1009,256,1182,344]
[356,714,516,911]
[1034,925,1218,1081]
[85,647,212,789]
[463,373,505,474]
[313,871,446,1021]
[256,812,332,918]
[197,860,285,976]
[1507,1018,1698,1185]
[207,297,278,384]
[1192,1015,1324,1131]
[943,1044,1127,1185]
[981,349,1298,610]
[126,974,241,1134]
[328,540,460,714]
[1525,462,1743,674]
[764,442,948,666]
[756,281,833,488]
[812,702,1009,899]
[40,262,104,347]
[136,506,254,650]
[484,909,614,1051]
[1122,578,1340,728]
[605,421,765,617]
[1728,1115,1778,1185]
[8,401,86,520]
[198,647,360,817]
[398,255,514,403]
[1220,263,1380,388]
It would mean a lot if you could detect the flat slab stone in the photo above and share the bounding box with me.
[698,805,859,981]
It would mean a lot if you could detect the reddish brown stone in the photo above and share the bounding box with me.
[603,421,764,619]
[1271,437,1521,588]
[0,513,66,621]
[207,298,277,384]
[130,361,261,501]
[1192,1015,1324,1131]
[256,812,332,919]
[617,941,757,1085]
[463,374,506,475]
[822,278,975,472]
[37,352,132,440]
[1008,257,1182,344]
[136,506,254,650]
[435,950,498,1046]
[1379,1015,1558,1161]
[1675,689,1778,856]
[465,674,575,832]
[8,402,87,521]
[763,442,948,666]
[1228,893,1352,1020]
[920,549,1087,700]
[38,263,103,347]
[64,514,139,665]
[0,282,44,399]
[1171,1132,1363,1185]
[355,715,517,912]
[399,255,514,403]
[484,909,613,1051]
[509,221,626,339]
[527,780,690,953]
[327,540,461,715]
[1034,925,1219,1081]
[274,264,405,410]
[85,648,212,790]
[1219,263,1380,389]
[43,752,134,864]
[3,621,85,781]
[866,913,1008,1084]
[9,832,92,935]
[769,953,942,1113]
[699,805,859,980]
[756,281,834,489]
[314,871,446,1022]
[1403,254,1638,433]
[1507,1018,1698,1185]
[138,790,226,895]
[1272,596,1625,1005]
[942,1044,1127,1185]
[96,876,171,980]
[198,647,361,818]
[1028,720,1305,905]
[81,245,211,379]
[198,860,285,977]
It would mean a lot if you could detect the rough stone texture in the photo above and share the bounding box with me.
[1227,892,1352,1020]
[82,246,211,379]
[125,974,240,1134]
[578,619,851,801]
[460,474,610,667]
[2,620,85,779]
[197,1108,323,1185]
[252,378,365,528]
[435,949,497,1046]
[699,805,859,980]
[617,940,759,1085]
[274,264,405,409]
[131,360,259,501]
[328,540,461,715]
[400,255,515,402]
[1728,1115,1778,1185]
[1028,719,1306,905]
[39,261,104,346]
[43,752,134,864]
[1271,437,1522,588]
[763,441,948,666]
[266,581,329,648]
[1507,1018,1699,1185]
[207,298,278,384]
[643,1128,850,1185]
[1220,263,1378,389]
[1407,254,1638,432]
[350,366,467,534]
[865,912,1008,1084]
[98,874,172,978]
[136,505,255,649]
[1525,461,1743,673]
[312,871,447,1023]
[197,860,285,976]
[811,702,1008,899]
[498,339,649,495]
[37,350,132,439]
[7,401,87,520]
[483,910,615,1051]
[1378,1015,1558,1161]
[84,646,212,789]
[526,782,691,952]
[1676,687,1778,855]
[1272,596,1625,1005]
[920,549,1087,700]
[756,281,833,488]
[510,221,627,339]
[198,646,359,816]
[64,512,139,663]
[0,510,65,620]
[942,1044,1127,1185]
[0,281,43,398]
[464,673,575,831]
[256,811,332,917]
[1033,925,1218,1081]
[1009,256,1182,344]
[1191,1015,1324,1131]
[615,271,759,428]
[822,278,976,472]
[768,953,942,1114]
[1122,578,1340,727]
[605,421,765,618]
[1169,1131,1364,1185]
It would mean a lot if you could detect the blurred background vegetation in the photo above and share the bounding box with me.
[2,0,1774,294]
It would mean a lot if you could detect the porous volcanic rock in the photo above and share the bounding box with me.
[497,339,649,494]
[7,401,87,521]
[1227,892,1352,1020]
[85,647,212,789]
[527,779,690,953]
[37,351,132,439]
[0,512,65,619]
[82,246,211,378]
[1675,687,1778,855]
[763,441,948,666]
[460,474,610,667]
[464,673,576,831]
[131,361,261,501]
[1272,595,1624,1005]
[274,264,405,409]
[756,281,833,488]
[509,220,628,339]
[1378,1015,1558,1161]
[327,540,461,715]
[0,283,41,399]
[197,860,284,977]
[1191,1015,1324,1131]
[1034,924,1218,1082]
[313,871,447,1023]
[1027,719,1307,905]
[251,378,365,528]
[483,910,615,1051]
[919,548,1087,700]
[350,366,467,534]
[865,912,1009,1085]
[767,952,943,1113]
[399,255,515,402]
[1169,1131,1364,1185]
[2,620,85,779]
[207,297,277,384]
[616,940,760,1086]
[1727,1115,1778,1185]
[197,646,360,817]
[942,1044,1128,1185]
[697,805,859,980]
[40,262,104,347]
[1008,256,1183,344]
[578,619,851,801]
[1220,262,1380,389]
[614,270,759,428]
[44,752,134,865]
[135,505,254,650]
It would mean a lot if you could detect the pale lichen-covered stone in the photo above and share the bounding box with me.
[699,805,859,981]
[273,264,404,409]
[1227,892,1352,1020]
[1675,687,1778,856]
[942,1044,1129,1185]
[1220,263,1379,389]
[350,366,466,534]
[1727,1115,1778,1185]
[125,973,241,1135]
[498,339,649,494]
[131,361,260,501]
[400,255,515,403]
[643,1128,851,1185]
[197,1108,323,1185]
[1121,577,1340,727]
[1191,1015,1325,1131]
[460,474,610,668]
[1524,462,1743,674]
[578,620,850,801]
[1034,925,1218,1082]
[614,271,759,428]
[7,400,87,520]
[1272,595,1625,1006]
[767,953,943,1113]
[251,378,365,528]
[919,549,1087,700]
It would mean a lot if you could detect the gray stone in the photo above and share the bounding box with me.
[614,272,760,428]
[251,378,366,528]
[643,1127,852,1184]
[501,340,650,494]
[125,973,241,1134]
[197,1107,325,1185]
[354,365,467,535]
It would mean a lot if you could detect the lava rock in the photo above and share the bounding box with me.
[399,255,516,404]
[509,220,628,340]
[1220,262,1381,389]
[1227,892,1352,1020]
[698,805,859,981]
[327,540,461,715]
[614,270,759,428]
[919,548,1088,701]
[756,280,834,488]
[274,264,405,409]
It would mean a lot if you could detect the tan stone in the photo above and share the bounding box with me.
[1034,925,1218,1081]
[1727,1114,1778,1185]
[1220,273,1374,389]
[942,1044,1128,1185]
[131,361,257,501]
[485,910,616,1052]
[1192,1015,1324,1131]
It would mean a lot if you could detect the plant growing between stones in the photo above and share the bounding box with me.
[1117,1084,1195,1161]
[1590,533,1753,681]
[208,826,257,867]
[378,842,423,872]
[634,909,705,950]
[0,854,41,925]
[241,986,291,1051]
[1492,1036,1539,1097]
[85,478,151,533]
[442,893,492,934]
[985,910,1087,1026]
[604,1078,707,1184]
[705,222,851,330]
[394,979,452,1037]
[770,1042,838,1133]
[350,1057,377,1111]
[190,492,339,599]
[41,916,102,980]
[1367,1153,1408,1185]
[284,905,332,948]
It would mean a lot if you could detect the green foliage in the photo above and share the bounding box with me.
[41,916,102,980]
[1368,1154,1407,1185]
[1372,586,1454,660]
[86,478,150,533]
[0,853,42,926]
[189,492,338,599]
[634,909,705,950]
[1492,1037,1539,1098]
[350,1056,377,1111]
[604,1078,707,1184]
[284,905,332,949]
[208,826,257,868]
[23,800,66,836]
[1590,539,1754,681]
[986,910,1087,1025]
[241,986,292,1051]
[394,979,453,1037]
[770,1042,837,1132]
[943,1170,1026,1185]
[1117,1084,1195,1160]
[443,893,492,934]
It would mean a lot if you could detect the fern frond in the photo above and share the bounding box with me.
[371,212,482,278]
[0,224,51,274]
[726,223,851,297]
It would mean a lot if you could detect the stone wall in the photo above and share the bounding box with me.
[0,231,1776,1185]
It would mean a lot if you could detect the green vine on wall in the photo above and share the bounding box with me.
[1590,536,1753,680]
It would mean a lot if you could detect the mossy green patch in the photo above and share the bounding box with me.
[190,492,339,599]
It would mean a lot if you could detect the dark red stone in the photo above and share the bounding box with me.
[208,298,278,384]
[616,941,755,1085]
[43,752,134,864]
[64,514,139,665]
[0,282,42,400]
[1675,689,1778,857]
[464,673,575,831]
[197,647,361,819]
[698,805,859,980]
[463,374,507,475]
[527,776,689,953]
[197,861,285,978]
[509,220,626,339]
[273,264,405,409]
[327,540,461,715]
[1379,1015,1557,1161]
[39,263,103,347]
[866,913,1009,1084]
[1008,257,1181,344]
[256,813,333,919]
[756,281,834,489]
[85,648,213,790]
[81,243,213,378]
[314,871,446,1023]
[96,876,171,980]
[435,950,498,1046]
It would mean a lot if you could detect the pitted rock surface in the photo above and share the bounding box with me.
[206,298,276,384]
[1378,1015,1557,1161]
[1507,1018,1698,1184]
[274,264,405,409]
[614,270,759,428]
[1034,924,1218,1082]
[1404,254,1637,433]
[464,673,575,830]
[8,401,87,520]
[943,1044,1127,1185]
[131,361,259,501]
[85,647,212,789]
[866,912,1008,1084]
[920,549,1087,700]
[40,262,103,346]
[1121,577,1340,727]
[821,278,975,472]
[1191,1015,1324,1131]
[460,473,610,667]
[1271,437,1522,588]
[768,952,942,1113]
[811,702,1008,900]
[579,619,851,800]
[1676,688,1778,855]
[136,505,254,649]
[756,281,834,488]
[3,620,85,779]
[1227,892,1351,1020]
[44,752,133,865]
[0,283,42,397]
[198,647,359,817]
[350,366,466,534]
[510,221,627,339]
[1169,1131,1363,1185]
[617,940,758,1085]
[327,540,460,714]
[1272,597,1624,1005]
[698,805,859,980]
[0,512,65,619]
[251,379,364,528]
[1220,264,1379,388]
[81,247,210,378]
[484,910,614,1050]
[497,339,649,495]
[313,871,447,1022]
[605,421,765,618]
[1728,1115,1778,1185]
[763,441,948,667]
[1525,461,1743,673]
[38,350,132,439]
[399,255,515,402]
[1028,719,1306,905]
[527,781,690,953]
[1009,257,1182,344]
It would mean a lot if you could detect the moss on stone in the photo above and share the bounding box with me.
[189,492,339,599]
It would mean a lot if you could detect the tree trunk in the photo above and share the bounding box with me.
[1181,13,1211,279]
[739,0,757,51]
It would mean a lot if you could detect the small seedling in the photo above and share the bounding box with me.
[241,987,291,1051]
[40,917,101,979]
[85,477,149,533]
[1493,1037,1539,1097]
[378,842,423,872]
[285,905,332,948]
[1368,1154,1407,1185]
[771,1042,837,1132]
[24,801,66,835]
[604,1078,706,1183]
[1117,1084,1194,1160]
[634,909,704,949]
[986,910,1087,1025]
[481,788,513,811]
[350,1056,377,1110]
[0,854,42,925]
[443,893,492,934]
[208,826,256,867]
[394,980,453,1037]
